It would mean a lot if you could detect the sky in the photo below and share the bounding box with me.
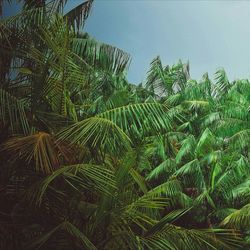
[80,0,250,84]
[4,0,250,84]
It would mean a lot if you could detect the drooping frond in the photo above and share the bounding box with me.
[212,68,230,98]
[146,57,190,97]
[146,158,176,181]
[174,159,205,189]
[176,135,196,164]
[195,128,217,157]
[2,132,75,174]
[98,102,171,137]
[0,87,30,134]
[214,156,250,202]
[148,179,183,197]
[28,220,96,250]
[228,129,250,151]
[142,225,243,250]
[64,0,93,30]
[146,56,168,95]
[34,163,116,205]
[232,178,250,204]
[57,117,131,152]
[221,204,250,230]
[72,36,131,75]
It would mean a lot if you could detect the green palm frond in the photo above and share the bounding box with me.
[212,208,238,222]
[176,135,196,164]
[35,163,116,204]
[146,158,176,181]
[195,128,217,157]
[149,179,182,197]
[130,168,148,194]
[210,163,222,191]
[174,159,205,189]
[28,220,96,250]
[0,6,46,32]
[143,225,243,250]
[228,129,250,151]
[57,116,131,153]
[202,111,221,128]
[2,132,74,174]
[64,0,93,30]
[98,102,171,137]
[213,156,249,202]
[184,100,210,112]
[144,208,191,238]
[2,2,250,249]
[212,68,230,98]
[194,190,216,209]
[146,56,169,96]
[0,87,30,134]
[221,204,250,230]
[72,36,131,75]
[232,178,250,203]
[146,57,190,97]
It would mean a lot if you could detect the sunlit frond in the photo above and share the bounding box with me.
[57,116,131,153]
[221,204,250,230]
[98,102,171,137]
[2,132,74,174]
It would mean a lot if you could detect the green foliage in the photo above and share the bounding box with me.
[0,1,249,249]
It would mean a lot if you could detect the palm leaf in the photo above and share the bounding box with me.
[0,87,30,134]
[98,102,171,137]
[72,36,131,75]
[146,159,176,181]
[64,0,93,30]
[57,116,131,153]
[221,204,250,230]
[2,132,74,174]
[28,220,96,250]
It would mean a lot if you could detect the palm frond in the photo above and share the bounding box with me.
[98,102,171,138]
[212,68,230,98]
[2,132,76,174]
[221,204,250,230]
[64,0,93,30]
[143,225,243,250]
[195,128,217,157]
[34,163,116,205]
[146,158,176,181]
[176,135,196,164]
[28,220,96,250]
[148,179,183,197]
[57,116,131,153]
[0,87,30,134]
[72,36,131,75]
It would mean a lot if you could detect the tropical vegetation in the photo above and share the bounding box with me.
[0,1,249,249]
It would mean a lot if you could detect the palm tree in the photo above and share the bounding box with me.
[0,1,247,249]
[145,61,250,245]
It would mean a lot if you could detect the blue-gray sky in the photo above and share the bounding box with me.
[4,0,250,84]
[81,0,250,83]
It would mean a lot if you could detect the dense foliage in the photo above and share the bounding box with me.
[0,1,249,249]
